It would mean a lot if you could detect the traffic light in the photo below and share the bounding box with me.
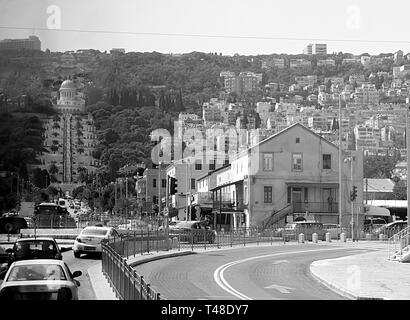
[170,177,178,195]
[350,185,357,201]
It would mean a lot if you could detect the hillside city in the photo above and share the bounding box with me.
[1,32,410,303]
[0,35,408,229]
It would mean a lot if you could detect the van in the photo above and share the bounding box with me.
[282,221,326,241]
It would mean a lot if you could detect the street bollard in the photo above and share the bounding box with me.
[340,232,346,242]
[298,233,305,243]
[325,232,331,242]
[312,233,318,243]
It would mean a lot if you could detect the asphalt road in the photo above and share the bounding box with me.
[62,250,100,300]
[133,244,374,300]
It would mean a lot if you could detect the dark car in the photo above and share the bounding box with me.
[0,213,28,234]
[6,237,62,264]
[169,221,217,244]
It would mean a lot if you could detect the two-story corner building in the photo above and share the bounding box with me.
[166,156,227,220]
[207,123,364,230]
[135,166,167,215]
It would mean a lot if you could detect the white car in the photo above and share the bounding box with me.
[73,226,120,258]
[0,259,82,300]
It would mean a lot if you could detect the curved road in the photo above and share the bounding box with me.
[62,251,100,300]
[134,244,374,300]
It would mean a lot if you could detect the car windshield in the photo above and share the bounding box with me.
[6,264,67,281]
[81,228,109,236]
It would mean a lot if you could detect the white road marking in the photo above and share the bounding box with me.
[264,284,294,294]
[213,247,353,300]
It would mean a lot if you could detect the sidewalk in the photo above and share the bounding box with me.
[310,241,410,300]
[87,262,118,300]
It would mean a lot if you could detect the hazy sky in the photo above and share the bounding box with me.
[1,0,410,55]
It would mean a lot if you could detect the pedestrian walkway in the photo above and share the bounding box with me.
[310,241,410,300]
[88,262,118,300]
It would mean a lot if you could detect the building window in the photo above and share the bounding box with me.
[161,179,166,188]
[153,178,157,188]
[323,154,331,169]
[195,160,202,170]
[296,137,300,143]
[224,159,230,166]
[191,178,196,190]
[292,153,303,171]
[153,195,157,204]
[263,153,273,171]
[209,160,215,171]
[264,186,273,203]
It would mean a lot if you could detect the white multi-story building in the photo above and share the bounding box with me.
[354,84,380,104]
[317,59,335,67]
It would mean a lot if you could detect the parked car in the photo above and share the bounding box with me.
[0,213,28,234]
[6,237,62,266]
[282,221,327,241]
[73,226,120,258]
[169,221,217,244]
[0,259,82,300]
[364,217,387,233]
[372,220,407,238]
[158,220,179,232]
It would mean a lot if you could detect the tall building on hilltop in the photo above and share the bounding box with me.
[303,43,327,55]
[0,35,41,51]
[37,79,99,189]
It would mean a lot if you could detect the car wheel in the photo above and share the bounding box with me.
[57,288,72,300]
[74,251,81,258]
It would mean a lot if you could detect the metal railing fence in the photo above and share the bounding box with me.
[101,241,161,300]
[387,226,410,261]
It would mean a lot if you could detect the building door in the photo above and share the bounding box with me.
[292,188,302,212]
[322,188,334,212]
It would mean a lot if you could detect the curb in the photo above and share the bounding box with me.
[309,263,384,300]
[87,262,117,300]
[128,251,197,268]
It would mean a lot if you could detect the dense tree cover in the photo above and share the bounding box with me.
[392,179,407,200]
[0,113,46,210]
[363,154,401,179]
[88,102,177,176]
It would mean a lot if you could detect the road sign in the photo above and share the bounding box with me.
[164,207,169,216]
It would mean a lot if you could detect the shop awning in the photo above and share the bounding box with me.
[364,205,391,217]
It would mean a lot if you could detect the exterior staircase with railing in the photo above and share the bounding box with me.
[262,204,292,229]
[388,226,410,263]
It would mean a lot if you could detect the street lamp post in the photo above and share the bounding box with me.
[338,94,343,238]
[406,99,410,229]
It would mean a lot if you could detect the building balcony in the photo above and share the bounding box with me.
[212,199,245,212]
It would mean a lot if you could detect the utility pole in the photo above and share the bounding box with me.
[365,178,368,205]
[338,94,343,236]
[406,98,410,229]
[185,160,189,221]
[158,162,161,217]
[114,180,117,215]
[165,173,169,250]
[125,177,128,220]
[350,157,354,242]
